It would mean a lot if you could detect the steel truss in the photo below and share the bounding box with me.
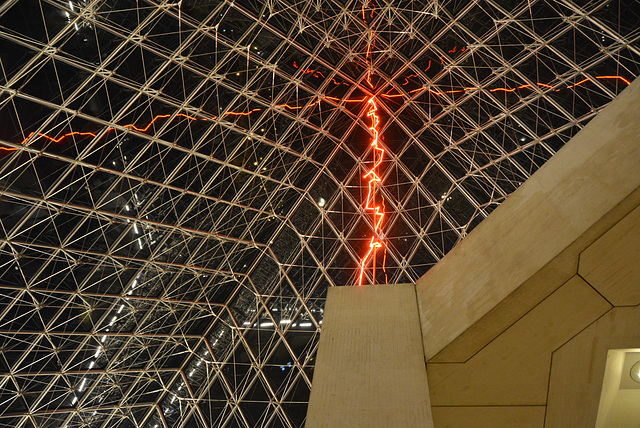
[0,0,638,426]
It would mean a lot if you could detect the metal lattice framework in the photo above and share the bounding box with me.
[0,0,638,426]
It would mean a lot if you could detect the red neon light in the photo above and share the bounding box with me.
[596,75,631,85]
[0,106,278,152]
[361,0,375,21]
[365,28,375,87]
[358,97,385,286]
[380,75,631,99]
[222,108,262,116]
[0,75,631,154]
[364,0,374,89]
[325,96,367,102]
[293,61,350,86]
[402,73,419,86]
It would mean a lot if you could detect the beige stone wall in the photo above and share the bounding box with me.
[416,76,640,361]
[306,284,433,428]
[421,77,640,427]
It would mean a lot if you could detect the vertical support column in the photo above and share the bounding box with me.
[306,284,433,428]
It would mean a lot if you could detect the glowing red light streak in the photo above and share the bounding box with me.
[380,75,631,99]
[358,97,385,286]
[222,108,262,116]
[596,75,631,85]
[365,30,375,87]
[1,76,631,154]
[293,61,349,86]
[561,75,631,90]
[325,96,368,102]
[366,30,373,60]
[402,73,419,86]
[0,98,335,153]
[31,131,97,144]
[364,0,375,89]
[122,113,198,132]
[361,0,375,21]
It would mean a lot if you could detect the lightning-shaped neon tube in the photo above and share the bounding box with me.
[358,97,385,286]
